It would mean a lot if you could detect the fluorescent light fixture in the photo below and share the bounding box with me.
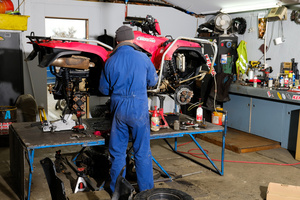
[221,2,279,13]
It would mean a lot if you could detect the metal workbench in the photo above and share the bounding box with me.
[9,115,227,200]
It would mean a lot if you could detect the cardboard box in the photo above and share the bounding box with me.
[267,182,300,200]
[281,62,293,74]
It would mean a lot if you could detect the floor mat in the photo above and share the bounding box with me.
[197,128,281,153]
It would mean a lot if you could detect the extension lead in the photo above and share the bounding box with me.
[177,141,300,166]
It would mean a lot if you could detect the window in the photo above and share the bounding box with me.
[45,17,88,39]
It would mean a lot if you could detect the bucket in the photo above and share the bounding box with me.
[0,106,17,135]
[212,107,223,125]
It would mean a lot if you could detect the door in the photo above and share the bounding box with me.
[251,98,285,142]
[223,94,250,132]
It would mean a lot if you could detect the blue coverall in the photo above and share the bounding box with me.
[99,45,158,192]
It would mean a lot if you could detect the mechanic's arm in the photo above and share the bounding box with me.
[98,67,110,95]
[146,59,159,87]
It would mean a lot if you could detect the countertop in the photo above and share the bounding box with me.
[229,82,300,104]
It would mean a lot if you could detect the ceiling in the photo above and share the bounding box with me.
[160,0,300,15]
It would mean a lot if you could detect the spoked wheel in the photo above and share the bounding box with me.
[134,188,194,200]
[174,85,194,105]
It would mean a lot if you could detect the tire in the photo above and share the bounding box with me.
[134,188,194,200]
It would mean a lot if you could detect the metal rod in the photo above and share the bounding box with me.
[50,36,113,51]
[152,156,171,178]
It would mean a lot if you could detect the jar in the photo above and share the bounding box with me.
[173,120,180,131]
[268,78,273,88]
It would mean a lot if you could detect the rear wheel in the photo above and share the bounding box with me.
[134,188,194,200]
[174,85,194,105]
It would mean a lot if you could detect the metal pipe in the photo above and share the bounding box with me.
[50,36,113,51]
[147,37,218,93]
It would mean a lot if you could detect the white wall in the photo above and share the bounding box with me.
[229,9,300,78]
[14,0,204,109]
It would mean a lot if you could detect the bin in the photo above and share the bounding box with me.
[0,14,29,31]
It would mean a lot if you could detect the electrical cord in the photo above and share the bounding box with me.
[176,141,300,166]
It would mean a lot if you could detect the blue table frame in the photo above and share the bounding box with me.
[9,114,227,200]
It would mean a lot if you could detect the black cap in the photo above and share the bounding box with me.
[115,25,134,42]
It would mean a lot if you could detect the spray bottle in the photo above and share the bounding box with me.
[196,103,203,123]
[150,106,160,132]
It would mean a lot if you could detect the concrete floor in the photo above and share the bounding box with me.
[1,134,300,200]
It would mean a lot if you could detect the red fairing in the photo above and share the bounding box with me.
[37,40,110,62]
[152,46,165,69]
[154,19,161,35]
[133,31,168,55]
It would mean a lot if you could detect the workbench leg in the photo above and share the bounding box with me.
[152,156,171,178]
[72,147,86,163]
[188,134,222,175]
[27,149,35,200]
[221,132,226,175]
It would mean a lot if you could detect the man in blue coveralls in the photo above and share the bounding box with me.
[99,25,158,193]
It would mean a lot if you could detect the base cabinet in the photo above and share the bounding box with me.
[224,94,300,150]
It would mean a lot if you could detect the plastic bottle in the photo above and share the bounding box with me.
[173,120,180,131]
[150,106,160,132]
[279,76,284,87]
[268,77,273,88]
[284,75,289,87]
[293,73,295,86]
[196,104,203,123]
[253,75,257,88]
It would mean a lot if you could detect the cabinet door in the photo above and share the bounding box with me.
[223,94,250,132]
[285,104,300,150]
[251,98,285,143]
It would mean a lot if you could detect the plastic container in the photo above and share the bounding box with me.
[196,104,203,123]
[150,106,160,132]
[212,107,223,125]
[173,120,180,131]
[279,76,284,87]
[0,14,29,31]
[3,0,14,13]
[268,77,273,88]
[248,69,254,80]
[253,75,257,88]
[284,75,289,87]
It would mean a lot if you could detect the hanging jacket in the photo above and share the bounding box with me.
[236,40,248,74]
